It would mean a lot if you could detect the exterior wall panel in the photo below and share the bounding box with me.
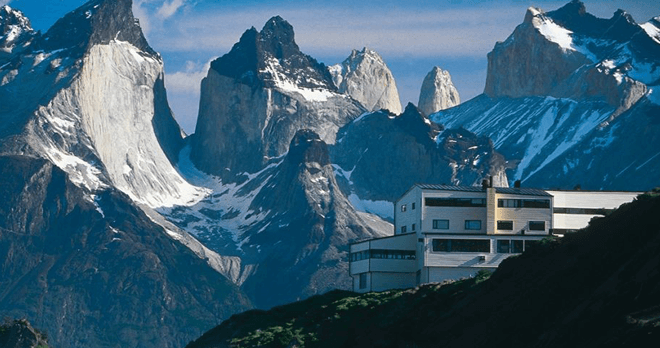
[371,272,416,292]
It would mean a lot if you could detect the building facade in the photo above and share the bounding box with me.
[349,184,640,293]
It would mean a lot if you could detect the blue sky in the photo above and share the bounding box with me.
[4,0,659,133]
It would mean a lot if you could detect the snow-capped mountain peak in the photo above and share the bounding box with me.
[526,7,576,52]
[0,5,34,57]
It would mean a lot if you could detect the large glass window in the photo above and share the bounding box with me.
[465,220,482,230]
[512,240,524,253]
[350,249,416,261]
[433,219,449,229]
[497,240,527,253]
[498,199,550,209]
[497,220,513,230]
[359,273,367,289]
[497,240,510,253]
[432,239,490,252]
[529,221,546,231]
[425,197,486,207]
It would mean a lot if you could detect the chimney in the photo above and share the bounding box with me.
[514,180,521,188]
[489,176,493,188]
[482,179,489,190]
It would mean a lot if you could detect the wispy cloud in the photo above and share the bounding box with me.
[157,0,186,19]
[142,4,531,59]
[0,0,12,6]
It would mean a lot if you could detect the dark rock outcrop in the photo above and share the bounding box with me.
[0,155,252,348]
[235,130,386,308]
[332,103,507,204]
[0,319,50,348]
[38,0,155,56]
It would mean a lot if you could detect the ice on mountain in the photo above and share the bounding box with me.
[529,7,575,51]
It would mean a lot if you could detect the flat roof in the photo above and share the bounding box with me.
[415,184,552,197]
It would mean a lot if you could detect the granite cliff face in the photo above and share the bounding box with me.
[418,67,460,115]
[0,0,198,208]
[484,0,656,119]
[435,0,660,190]
[191,17,364,181]
[329,47,402,114]
[331,104,507,213]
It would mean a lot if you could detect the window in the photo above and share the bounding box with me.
[350,249,416,261]
[554,207,613,215]
[425,197,486,207]
[433,219,450,229]
[512,240,524,253]
[350,250,370,261]
[401,225,407,234]
[498,199,550,209]
[497,240,525,253]
[432,239,490,253]
[497,240,510,253]
[529,221,546,231]
[369,249,416,260]
[497,220,513,230]
[465,220,482,230]
[412,202,416,210]
[401,204,407,212]
[412,223,416,231]
[359,273,367,289]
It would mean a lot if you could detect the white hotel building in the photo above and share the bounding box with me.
[349,184,640,293]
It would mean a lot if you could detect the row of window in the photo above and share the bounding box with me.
[403,197,551,212]
[498,199,550,209]
[553,207,613,215]
[431,238,538,253]
[350,249,416,262]
[430,219,482,230]
[425,197,486,207]
[429,219,545,231]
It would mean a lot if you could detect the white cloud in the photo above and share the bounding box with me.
[165,59,211,94]
[157,0,186,19]
[0,0,12,6]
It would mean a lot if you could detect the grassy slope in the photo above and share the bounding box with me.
[187,190,660,348]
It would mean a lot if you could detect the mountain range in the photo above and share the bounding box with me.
[0,0,658,347]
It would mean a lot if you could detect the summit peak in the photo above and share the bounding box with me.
[40,0,154,56]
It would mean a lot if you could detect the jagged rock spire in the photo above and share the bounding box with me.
[210,15,334,89]
[418,66,460,115]
[40,0,155,56]
[330,47,402,114]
